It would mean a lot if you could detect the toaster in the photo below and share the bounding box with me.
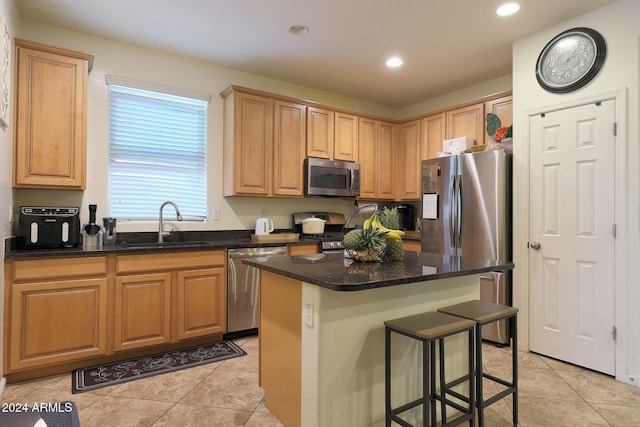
[18,206,81,249]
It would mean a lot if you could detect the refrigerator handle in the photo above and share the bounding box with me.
[449,175,456,250]
[456,174,462,249]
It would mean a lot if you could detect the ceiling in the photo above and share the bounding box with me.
[16,0,616,108]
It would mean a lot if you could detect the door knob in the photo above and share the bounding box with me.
[530,241,541,250]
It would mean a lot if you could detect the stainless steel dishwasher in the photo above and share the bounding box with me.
[227,246,287,335]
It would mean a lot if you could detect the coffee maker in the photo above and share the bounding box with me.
[396,204,415,231]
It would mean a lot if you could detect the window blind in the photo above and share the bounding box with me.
[108,83,208,220]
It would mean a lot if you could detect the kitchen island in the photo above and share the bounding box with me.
[244,251,514,427]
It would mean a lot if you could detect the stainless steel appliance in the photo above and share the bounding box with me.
[304,158,360,197]
[18,206,81,249]
[227,246,287,335]
[421,150,512,344]
[292,212,346,253]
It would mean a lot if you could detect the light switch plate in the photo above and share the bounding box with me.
[304,303,314,328]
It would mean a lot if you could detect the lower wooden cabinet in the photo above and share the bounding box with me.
[114,272,172,351]
[6,256,108,371]
[4,250,227,374]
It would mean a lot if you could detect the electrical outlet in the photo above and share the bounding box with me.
[305,303,314,328]
[212,209,220,221]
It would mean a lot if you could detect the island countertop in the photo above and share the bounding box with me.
[243,251,514,291]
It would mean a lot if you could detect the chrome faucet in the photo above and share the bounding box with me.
[158,201,183,243]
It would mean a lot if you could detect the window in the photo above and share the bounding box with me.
[107,77,209,220]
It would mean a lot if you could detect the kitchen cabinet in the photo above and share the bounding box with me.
[287,244,319,256]
[402,239,422,252]
[484,95,513,144]
[421,112,446,160]
[13,39,93,190]
[357,117,396,200]
[114,250,227,350]
[333,112,358,162]
[222,88,306,197]
[306,106,334,159]
[6,256,108,371]
[396,119,422,201]
[222,90,273,196]
[446,103,485,146]
[273,100,306,197]
[306,108,358,161]
[4,250,226,375]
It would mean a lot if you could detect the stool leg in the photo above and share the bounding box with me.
[438,337,447,425]
[385,327,391,427]
[424,340,432,427]
[475,323,485,427]
[468,328,475,426]
[511,315,518,426]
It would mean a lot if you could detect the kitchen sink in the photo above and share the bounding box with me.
[118,240,213,249]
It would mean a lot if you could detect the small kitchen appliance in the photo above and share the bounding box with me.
[18,206,81,249]
[395,204,415,231]
[103,217,117,246]
[255,217,274,235]
[82,204,102,250]
[304,158,360,197]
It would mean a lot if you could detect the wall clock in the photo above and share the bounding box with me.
[535,27,606,93]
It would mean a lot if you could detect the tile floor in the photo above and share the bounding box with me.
[1,335,640,426]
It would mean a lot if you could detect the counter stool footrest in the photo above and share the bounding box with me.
[390,413,417,427]
[482,387,517,408]
[391,398,428,418]
[483,372,513,388]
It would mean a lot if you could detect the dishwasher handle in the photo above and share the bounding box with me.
[228,246,287,258]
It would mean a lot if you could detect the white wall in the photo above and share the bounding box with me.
[512,0,640,384]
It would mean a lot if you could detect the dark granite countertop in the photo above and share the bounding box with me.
[243,251,514,292]
[4,230,320,259]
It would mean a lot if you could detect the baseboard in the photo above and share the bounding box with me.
[0,376,6,397]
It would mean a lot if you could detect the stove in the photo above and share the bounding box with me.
[292,212,346,253]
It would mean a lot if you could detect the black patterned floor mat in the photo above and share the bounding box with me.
[72,340,245,393]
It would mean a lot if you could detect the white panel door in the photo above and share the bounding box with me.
[529,100,615,375]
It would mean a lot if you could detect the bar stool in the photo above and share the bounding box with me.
[384,311,476,427]
[438,300,518,427]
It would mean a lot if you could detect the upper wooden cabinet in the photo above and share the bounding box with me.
[396,120,421,201]
[446,103,485,146]
[306,108,358,161]
[222,87,305,197]
[484,95,513,144]
[421,113,446,160]
[306,106,334,159]
[358,117,396,200]
[13,39,93,189]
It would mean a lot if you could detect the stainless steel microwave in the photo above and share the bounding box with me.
[304,158,360,197]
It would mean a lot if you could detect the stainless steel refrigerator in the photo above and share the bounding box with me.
[421,150,512,344]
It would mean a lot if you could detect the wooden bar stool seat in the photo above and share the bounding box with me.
[438,299,518,426]
[384,311,476,427]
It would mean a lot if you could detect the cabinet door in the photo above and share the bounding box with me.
[357,117,378,199]
[114,273,172,351]
[334,112,358,162]
[484,95,512,144]
[9,278,107,370]
[397,120,421,201]
[225,92,273,195]
[446,103,485,146]
[14,42,91,189]
[273,100,306,197]
[421,113,446,160]
[176,268,226,340]
[377,122,396,200]
[306,107,334,159]
[287,244,319,256]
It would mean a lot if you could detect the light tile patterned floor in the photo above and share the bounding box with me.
[2,335,640,426]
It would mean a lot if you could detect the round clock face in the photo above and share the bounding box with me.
[536,27,606,93]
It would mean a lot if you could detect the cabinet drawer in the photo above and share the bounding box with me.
[10,256,108,282]
[116,250,226,274]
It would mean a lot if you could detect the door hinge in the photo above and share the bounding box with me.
[613,122,617,136]
[613,326,617,341]
[613,224,617,238]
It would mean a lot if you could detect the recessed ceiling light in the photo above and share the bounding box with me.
[289,25,309,36]
[386,57,403,68]
[496,2,520,16]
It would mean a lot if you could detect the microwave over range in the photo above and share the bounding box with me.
[304,158,360,197]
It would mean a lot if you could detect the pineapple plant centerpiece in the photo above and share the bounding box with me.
[342,208,405,262]
[378,207,405,261]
